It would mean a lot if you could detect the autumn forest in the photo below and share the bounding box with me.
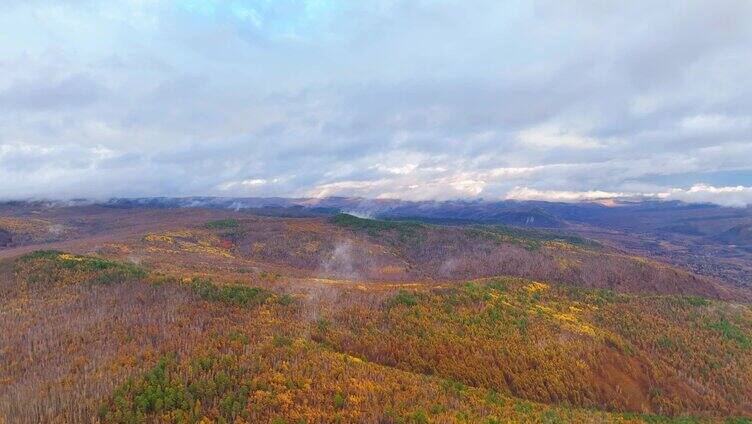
[0,202,750,424]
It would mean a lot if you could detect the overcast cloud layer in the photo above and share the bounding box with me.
[1,0,752,206]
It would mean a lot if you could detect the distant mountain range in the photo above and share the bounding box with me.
[102,196,752,232]
[3,196,752,288]
[100,197,752,288]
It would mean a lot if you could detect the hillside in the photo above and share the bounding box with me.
[91,197,752,289]
[714,224,752,250]
[1,205,751,423]
[2,250,751,423]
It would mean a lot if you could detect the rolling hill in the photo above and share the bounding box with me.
[1,201,751,423]
[714,224,752,250]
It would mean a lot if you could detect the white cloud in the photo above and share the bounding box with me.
[0,1,750,202]
[680,114,749,133]
[307,179,390,199]
[659,184,752,207]
[505,187,626,202]
[449,178,486,196]
[217,178,279,192]
[503,184,752,207]
[306,173,489,201]
[486,166,539,178]
[516,125,603,150]
[370,163,418,175]
[241,179,268,186]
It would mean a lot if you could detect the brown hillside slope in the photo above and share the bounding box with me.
[179,214,745,301]
[0,253,659,424]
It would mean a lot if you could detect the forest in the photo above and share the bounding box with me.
[1,207,751,423]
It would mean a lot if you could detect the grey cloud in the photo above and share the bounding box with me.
[0,0,751,204]
[0,74,105,111]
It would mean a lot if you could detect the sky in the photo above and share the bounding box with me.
[1,0,752,206]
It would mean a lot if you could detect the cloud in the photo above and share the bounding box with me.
[659,184,752,208]
[0,74,105,111]
[502,184,752,208]
[505,187,627,203]
[0,1,750,205]
[679,114,749,133]
[516,124,604,150]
